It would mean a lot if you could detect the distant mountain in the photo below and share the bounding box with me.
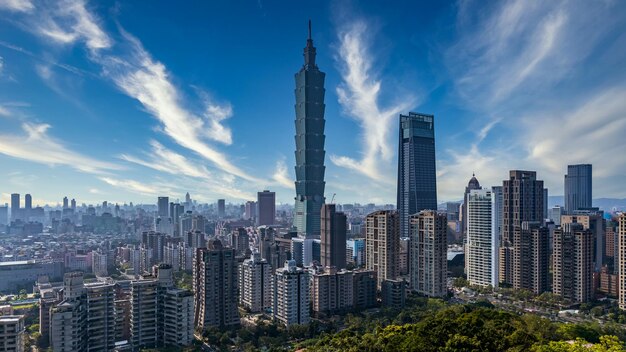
[549,196,626,212]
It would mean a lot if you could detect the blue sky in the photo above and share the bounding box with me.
[0,0,625,206]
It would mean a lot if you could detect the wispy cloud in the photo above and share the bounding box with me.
[0,122,121,174]
[120,140,254,200]
[330,20,415,183]
[37,0,111,52]
[438,0,626,200]
[0,0,34,12]
[272,157,293,189]
[99,177,162,196]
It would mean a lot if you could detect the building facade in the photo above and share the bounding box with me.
[293,22,327,239]
[239,252,272,313]
[193,240,240,329]
[499,170,544,286]
[409,210,447,297]
[618,214,626,310]
[396,112,437,240]
[564,164,592,214]
[257,190,276,226]
[272,260,310,327]
[0,315,25,352]
[365,210,400,289]
[466,189,498,287]
[553,223,594,303]
[320,204,347,269]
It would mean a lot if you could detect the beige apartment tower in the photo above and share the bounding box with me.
[618,214,626,310]
[365,210,400,289]
[409,210,448,297]
[553,223,594,303]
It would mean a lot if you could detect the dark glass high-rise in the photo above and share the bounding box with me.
[396,112,437,239]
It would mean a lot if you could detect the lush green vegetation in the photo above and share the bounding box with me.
[297,298,626,352]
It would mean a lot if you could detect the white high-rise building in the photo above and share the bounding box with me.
[239,252,272,313]
[466,189,498,287]
[272,260,310,327]
[92,250,109,277]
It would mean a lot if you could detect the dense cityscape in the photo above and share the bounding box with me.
[1,1,626,352]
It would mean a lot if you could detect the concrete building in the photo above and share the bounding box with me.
[0,315,25,352]
[352,270,378,310]
[193,240,240,329]
[500,170,544,286]
[232,228,250,256]
[244,201,257,221]
[365,210,400,289]
[618,214,626,310]
[513,222,549,294]
[396,112,437,240]
[346,239,365,267]
[311,268,353,316]
[561,211,605,271]
[466,189,498,287]
[564,164,592,214]
[92,250,109,277]
[257,190,276,226]
[553,223,594,303]
[10,193,19,221]
[50,272,116,352]
[381,279,406,309]
[320,204,347,269]
[239,252,272,313]
[0,260,64,293]
[409,210,447,297]
[549,206,564,226]
[157,197,169,218]
[272,260,310,327]
[130,264,194,349]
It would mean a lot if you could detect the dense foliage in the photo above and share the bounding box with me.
[299,300,626,352]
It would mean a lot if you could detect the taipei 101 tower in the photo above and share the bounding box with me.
[293,21,326,239]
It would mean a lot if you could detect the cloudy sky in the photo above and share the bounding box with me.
[0,0,625,206]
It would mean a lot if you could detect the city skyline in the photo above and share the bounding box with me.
[1,1,626,206]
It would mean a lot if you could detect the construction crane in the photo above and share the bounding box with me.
[330,193,336,204]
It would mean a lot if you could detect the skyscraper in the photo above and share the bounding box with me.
[409,210,447,297]
[461,174,482,238]
[365,210,399,289]
[320,204,347,269]
[553,223,594,303]
[466,189,498,288]
[293,21,326,239]
[62,196,68,209]
[499,170,544,286]
[217,199,226,218]
[513,222,549,294]
[24,194,32,211]
[564,164,592,214]
[561,211,605,271]
[10,193,19,221]
[257,190,276,226]
[193,240,240,329]
[156,196,168,218]
[396,112,437,239]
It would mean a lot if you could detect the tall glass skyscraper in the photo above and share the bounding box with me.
[293,21,326,239]
[564,164,592,214]
[396,112,437,239]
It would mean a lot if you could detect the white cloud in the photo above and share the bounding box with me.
[0,122,121,174]
[272,158,293,189]
[99,177,161,196]
[0,0,34,12]
[331,20,414,183]
[37,0,111,52]
[120,140,254,200]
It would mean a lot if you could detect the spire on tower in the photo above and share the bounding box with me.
[303,20,316,68]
